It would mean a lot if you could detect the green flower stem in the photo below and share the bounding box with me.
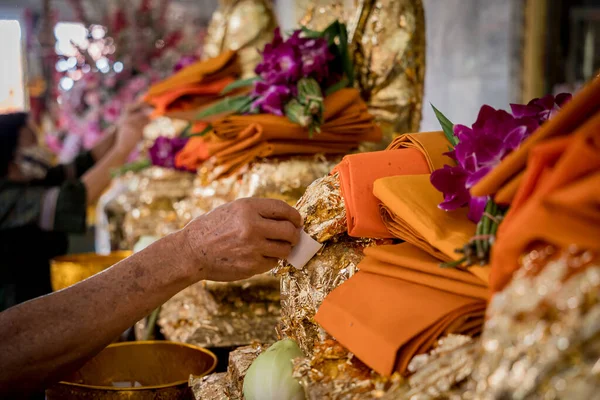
[144,306,161,341]
[474,215,485,261]
[441,256,468,269]
[481,201,494,255]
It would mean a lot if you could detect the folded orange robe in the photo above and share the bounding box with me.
[144,50,239,99]
[146,77,235,117]
[489,122,600,292]
[315,266,486,376]
[362,243,489,300]
[472,76,600,200]
[175,88,382,176]
[373,174,489,284]
[332,149,429,238]
[386,131,454,172]
[330,130,451,238]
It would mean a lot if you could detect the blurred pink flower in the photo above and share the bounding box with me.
[103,99,123,123]
[45,134,63,154]
[104,74,118,89]
[84,91,101,106]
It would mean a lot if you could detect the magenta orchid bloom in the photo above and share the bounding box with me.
[430,97,571,223]
[148,136,190,170]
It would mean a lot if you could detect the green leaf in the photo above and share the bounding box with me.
[431,103,459,147]
[180,123,193,137]
[221,76,260,95]
[300,26,324,38]
[195,95,254,119]
[111,158,151,177]
[325,76,350,96]
[187,124,214,137]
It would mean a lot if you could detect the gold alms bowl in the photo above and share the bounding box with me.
[46,341,217,400]
[50,251,132,291]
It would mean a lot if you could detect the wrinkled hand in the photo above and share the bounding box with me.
[115,104,151,154]
[181,198,302,282]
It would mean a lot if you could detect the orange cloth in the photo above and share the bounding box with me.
[489,122,600,292]
[472,76,600,199]
[146,77,235,116]
[387,131,454,172]
[174,88,382,176]
[373,174,490,284]
[144,50,239,99]
[332,149,430,238]
[315,170,491,376]
[362,243,489,300]
[331,130,451,238]
[314,267,486,375]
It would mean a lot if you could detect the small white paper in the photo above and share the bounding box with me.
[287,229,323,270]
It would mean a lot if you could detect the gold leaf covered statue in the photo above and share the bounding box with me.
[202,0,278,78]
[298,0,426,146]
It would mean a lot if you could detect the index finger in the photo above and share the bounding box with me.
[254,199,302,228]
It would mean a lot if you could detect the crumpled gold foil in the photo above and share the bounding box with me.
[158,274,281,348]
[294,172,347,242]
[227,343,267,394]
[293,339,404,399]
[202,0,277,78]
[238,155,339,205]
[105,167,194,250]
[298,0,426,146]
[190,372,231,400]
[190,344,266,399]
[378,335,478,399]
[274,172,383,354]
[461,247,600,400]
[276,235,371,354]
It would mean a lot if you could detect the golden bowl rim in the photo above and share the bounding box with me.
[51,251,133,264]
[54,340,217,391]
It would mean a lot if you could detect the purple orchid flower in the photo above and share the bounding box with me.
[510,93,572,124]
[432,105,541,222]
[149,136,189,170]
[253,27,334,106]
[251,83,292,116]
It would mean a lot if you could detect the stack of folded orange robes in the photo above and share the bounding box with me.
[315,131,489,376]
[315,76,600,377]
[143,50,241,133]
[175,88,382,177]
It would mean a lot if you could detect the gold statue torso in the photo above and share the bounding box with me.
[202,0,278,78]
[298,0,426,143]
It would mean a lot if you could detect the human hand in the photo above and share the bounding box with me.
[115,103,151,154]
[180,198,302,282]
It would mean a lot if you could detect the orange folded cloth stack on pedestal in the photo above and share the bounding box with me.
[472,77,600,292]
[387,131,456,172]
[143,50,240,118]
[174,88,382,177]
[332,132,451,238]
[332,149,429,238]
[315,168,490,376]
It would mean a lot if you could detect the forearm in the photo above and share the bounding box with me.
[0,230,200,396]
[82,148,128,204]
[89,126,117,162]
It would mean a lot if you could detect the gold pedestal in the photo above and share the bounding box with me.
[50,252,132,292]
[46,341,216,400]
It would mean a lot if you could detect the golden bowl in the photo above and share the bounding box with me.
[46,341,217,400]
[50,251,132,291]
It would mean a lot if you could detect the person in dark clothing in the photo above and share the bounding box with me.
[0,105,150,310]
